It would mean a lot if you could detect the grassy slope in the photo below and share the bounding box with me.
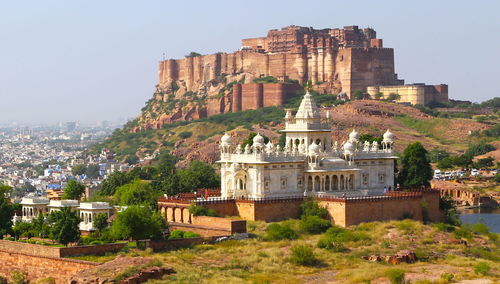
[71,219,499,283]
[88,100,494,163]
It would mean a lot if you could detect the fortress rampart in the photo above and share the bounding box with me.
[157,25,402,97]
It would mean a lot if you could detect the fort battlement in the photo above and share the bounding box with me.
[157,25,402,97]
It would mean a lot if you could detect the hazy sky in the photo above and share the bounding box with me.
[0,0,499,123]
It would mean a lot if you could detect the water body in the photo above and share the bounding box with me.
[459,208,500,233]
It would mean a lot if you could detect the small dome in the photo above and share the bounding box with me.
[383,129,394,142]
[308,143,320,154]
[253,133,265,145]
[221,133,232,145]
[343,140,355,154]
[349,129,359,142]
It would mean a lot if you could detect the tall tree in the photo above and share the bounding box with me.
[85,164,101,179]
[110,206,166,241]
[0,184,14,238]
[177,161,220,192]
[48,207,81,246]
[114,179,156,207]
[397,142,433,188]
[71,164,87,176]
[99,171,133,196]
[63,180,85,200]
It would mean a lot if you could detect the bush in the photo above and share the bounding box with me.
[289,245,317,266]
[317,226,370,251]
[188,205,218,217]
[454,227,473,240]
[299,215,331,234]
[300,197,328,218]
[474,262,490,275]
[264,223,298,241]
[178,131,192,139]
[440,273,454,282]
[385,269,405,284]
[0,276,6,284]
[471,222,489,235]
[433,222,455,232]
[11,271,27,284]
[168,230,200,240]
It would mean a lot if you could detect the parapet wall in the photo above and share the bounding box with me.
[0,251,97,284]
[158,190,442,226]
[232,82,302,112]
[367,84,448,105]
[0,240,127,258]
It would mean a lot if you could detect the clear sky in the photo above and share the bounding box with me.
[0,0,498,124]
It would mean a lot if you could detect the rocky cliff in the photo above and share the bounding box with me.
[133,25,403,132]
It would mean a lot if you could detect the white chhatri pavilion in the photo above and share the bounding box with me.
[218,91,397,199]
[78,202,112,232]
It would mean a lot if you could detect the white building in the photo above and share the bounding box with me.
[218,91,397,199]
[20,197,50,222]
[48,199,79,213]
[78,202,111,232]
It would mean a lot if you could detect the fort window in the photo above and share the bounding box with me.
[281,177,288,190]
[378,173,385,184]
[362,173,369,185]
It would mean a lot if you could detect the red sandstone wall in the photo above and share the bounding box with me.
[235,200,302,222]
[0,251,97,284]
[241,83,264,110]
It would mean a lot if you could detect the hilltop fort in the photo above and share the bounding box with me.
[137,25,447,130]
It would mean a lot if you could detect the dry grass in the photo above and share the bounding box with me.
[68,219,499,283]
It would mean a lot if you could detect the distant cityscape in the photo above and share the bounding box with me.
[0,120,133,199]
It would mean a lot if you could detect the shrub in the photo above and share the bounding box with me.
[299,215,331,234]
[300,197,328,218]
[178,131,192,139]
[188,205,218,217]
[168,230,200,240]
[440,273,454,282]
[0,276,6,284]
[317,226,370,251]
[385,269,405,284]
[11,271,27,284]
[433,222,455,232]
[453,227,473,240]
[474,262,490,275]
[264,223,298,241]
[289,245,317,266]
[395,219,417,234]
[471,222,489,235]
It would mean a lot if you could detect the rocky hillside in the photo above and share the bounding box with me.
[88,98,497,167]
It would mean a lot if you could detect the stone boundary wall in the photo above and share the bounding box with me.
[0,240,127,258]
[0,251,98,284]
[159,190,442,226]
[145,236,221,251]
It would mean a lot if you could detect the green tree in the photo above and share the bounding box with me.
[99,171,133,196]
[358,134,383,145]
[93,213,109,233]
[397,142,433,188]
[12,221,34,240]
[32,213,50,238]
[374,92,383,100]
[0,184,14,238]
[48,207,81,246]
[114,179,156,207]
[71,164,87,176]
[428,149,450,163]
[352,90,364,100]
[110,206,166,241]
[241,132,270,148]
[178,161,220,192]
[473,157,494,169]
[63,180,85,200]
[387,93,401,101]
[437,157,455,170]
[185,51,202,58]
[85,164,100,179]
